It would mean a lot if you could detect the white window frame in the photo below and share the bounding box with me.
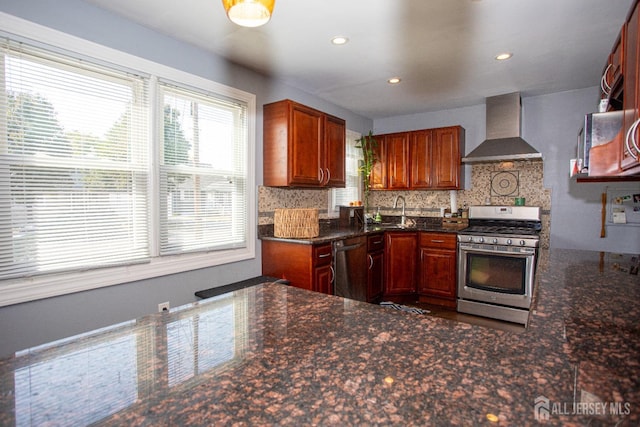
[329,130,362,216]
[0,13,256,307]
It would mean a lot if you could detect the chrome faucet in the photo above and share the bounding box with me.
[393,195,406,226]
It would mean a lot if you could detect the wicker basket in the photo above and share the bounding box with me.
[274,208,319,238]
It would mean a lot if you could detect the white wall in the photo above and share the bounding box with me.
[374,88,640,253]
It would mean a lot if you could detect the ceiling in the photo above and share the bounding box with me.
[81,0,634,119]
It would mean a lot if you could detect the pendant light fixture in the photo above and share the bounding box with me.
[222,0,275,27]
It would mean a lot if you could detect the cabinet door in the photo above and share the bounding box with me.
[324,114,346,187]
[290,103,323,186]
[602,32,623,101]
[262,240,313,291]
[386,133,410,189]
[384,232,417,295]
[367,251,384,303]
[622,1,640,170]
[370,135,387,189]
[418,248,457,299]
[314,264,334,295]
[432,127,461,189]
[410,130,433,189]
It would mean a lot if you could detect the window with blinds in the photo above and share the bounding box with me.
[0,31,253,291]
[331,130,363,212]
[0,41,150,280]
[158,82,248,255]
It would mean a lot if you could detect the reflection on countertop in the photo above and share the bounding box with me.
[0,249,638,426]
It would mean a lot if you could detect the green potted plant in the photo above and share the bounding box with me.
[355,131,377,215]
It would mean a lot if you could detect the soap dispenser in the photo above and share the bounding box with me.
[375,207,382,223]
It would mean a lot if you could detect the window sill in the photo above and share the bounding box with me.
[0,243,255,308]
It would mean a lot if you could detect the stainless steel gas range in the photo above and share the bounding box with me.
[457,205,541,326]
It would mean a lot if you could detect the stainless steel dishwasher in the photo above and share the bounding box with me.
[333,235,368,301]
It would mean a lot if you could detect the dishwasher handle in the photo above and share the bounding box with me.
[334,242,364,252]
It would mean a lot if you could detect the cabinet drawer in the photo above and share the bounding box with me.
[367,233,385,252]
[419,232,457,250]
[313,243,333,266]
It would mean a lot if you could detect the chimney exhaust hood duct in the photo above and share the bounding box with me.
[462,92,542,163]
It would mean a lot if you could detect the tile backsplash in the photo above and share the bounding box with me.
[258,160,551,248]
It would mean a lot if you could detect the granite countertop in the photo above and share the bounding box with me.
[0,249,638,426]
[259,216,466,244]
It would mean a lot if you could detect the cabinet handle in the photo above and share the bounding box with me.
[601,64,612,94]
[368,254,373,270]
[319,168,324,184]
[431,239,445,243]
[373,239,383,245]
[625,118,640,160]
[330,265,335,283]
[318,252,331,258]
[325,168,331,185]
[630,118,640,158]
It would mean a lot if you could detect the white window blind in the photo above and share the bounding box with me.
[0,40,150,280]
[331,130,363,212]
[158,82,248,255]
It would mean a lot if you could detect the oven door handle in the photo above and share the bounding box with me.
[458,245,535,256]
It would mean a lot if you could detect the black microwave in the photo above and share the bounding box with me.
[578,110,623,172]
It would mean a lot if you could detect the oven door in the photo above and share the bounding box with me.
[457,242,536,309]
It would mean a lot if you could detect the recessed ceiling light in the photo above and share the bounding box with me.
[331,36,349,45]
[495,52,513,61]
[387,77,401,84]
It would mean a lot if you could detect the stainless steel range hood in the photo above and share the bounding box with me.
[462,92,542,163]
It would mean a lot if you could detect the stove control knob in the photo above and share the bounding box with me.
[506,239,513,245]
[492,238,498,244]
[519,240,526,246]
[467,236,473,242]
[477,237,484,243]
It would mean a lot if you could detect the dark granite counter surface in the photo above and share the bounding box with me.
[0,248,638,426]
[259,216,465,245]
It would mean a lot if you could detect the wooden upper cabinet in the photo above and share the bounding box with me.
[585,0,640,178]
[410,130,433,189]
[324,114,346,187]
[622,0,640,171]
[263,99,346,187]
[290,104,323,185]
[375,125,464,190]
[370,135,387,190]
[601,31,624,100]
[386,133,411,189]
[432,126,464,189]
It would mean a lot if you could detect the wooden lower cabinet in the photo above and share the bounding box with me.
[367,233,385,303]
[384,232,418,298]
[314,263,334,295]
[418,232,457,308]
[262,240,333,294]
[261,230,458,309]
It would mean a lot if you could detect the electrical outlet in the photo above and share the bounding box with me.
[158,301,170,313]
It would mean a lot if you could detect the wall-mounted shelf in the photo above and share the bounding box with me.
[575,174,640,183]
